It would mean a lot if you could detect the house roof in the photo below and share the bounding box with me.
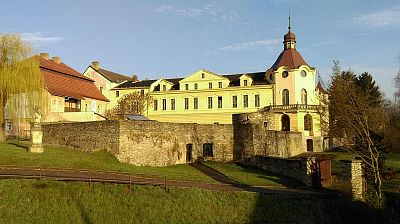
[38,56,108,102]
[270,48,309,71]
[113,72,269,90]
[92,66,131,83]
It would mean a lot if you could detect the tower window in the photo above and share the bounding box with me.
[282,71,289,78]
[301,89,307,105]
[282,89,289,105]
[301,70,307,77]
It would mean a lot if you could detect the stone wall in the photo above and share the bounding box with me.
[42,120,233,166]
[246,156,315,186]
[342,160,365,201]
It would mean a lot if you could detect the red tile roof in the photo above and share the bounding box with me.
[37,56,108,102]
[316,81,327,94]
[270,48,308,71]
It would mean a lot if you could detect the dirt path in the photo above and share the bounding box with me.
[0,165,327,195]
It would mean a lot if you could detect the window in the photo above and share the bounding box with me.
[201,73,205,78]
[5,121,11,131]
[194,83,198,90]
[301,70,307,78]
[171,99,175,110]
[162,99,167,110]
[153,100,158,111]
[99,87,103,93]
[85,104,88,112]
[282,71,289,78]
[232,96,237,108]
[301,89,307,105]
[116,91,120,97]
[185,84,189,90]
[208,97,213,109]
[304,114,313,131]
[162,85,166,91]
[218,96,222,108]
[218,82,222,88]
[140,89,144,96]
[208,82,212,89]
[282,89,289,105]
[184,98,189,110]
[243,95,248,108]
[255,94,260,107]
[203,143,214,157]
[194,97,198,109]
[244,80,248,86]
[281,114,290,131]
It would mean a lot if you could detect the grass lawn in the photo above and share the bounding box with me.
[0,141,215,183]
[0,179,397,224]
[202,161,304,188]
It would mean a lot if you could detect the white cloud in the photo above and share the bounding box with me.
[20,32,65,46]
[155,5,204,18]
[350,7,400,28]
[220,39,281,51]
[154,3,241,23]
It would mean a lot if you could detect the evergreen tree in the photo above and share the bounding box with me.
[356,72,382,107]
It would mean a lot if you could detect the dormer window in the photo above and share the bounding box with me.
[282,71,289,78]
[243,80,248,86]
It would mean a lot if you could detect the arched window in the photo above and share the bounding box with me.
[282,89,289,105]
[301,89,307,105]
[304,114,313,131]
[281,114,290,131]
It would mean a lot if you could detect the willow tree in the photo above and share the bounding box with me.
[0,33,44,143]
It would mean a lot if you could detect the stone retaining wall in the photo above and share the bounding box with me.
[42,120,233,166]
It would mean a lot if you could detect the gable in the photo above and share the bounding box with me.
[180,69,229,83]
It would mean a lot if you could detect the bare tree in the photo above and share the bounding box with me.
[329,65,385,208]
[106,91,151,120]
[0,33,44,142]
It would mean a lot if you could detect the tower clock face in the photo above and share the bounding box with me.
[301,70,307,77]
[282,71,289,78]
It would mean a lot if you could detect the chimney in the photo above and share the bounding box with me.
[92,61,100,70]
[52,56,61,64]
[40,52,49,60]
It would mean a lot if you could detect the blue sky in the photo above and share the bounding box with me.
[2,0,399,98]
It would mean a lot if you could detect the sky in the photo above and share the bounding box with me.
[1,0,399,98]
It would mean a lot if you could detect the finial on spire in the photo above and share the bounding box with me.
[288,9,291,32]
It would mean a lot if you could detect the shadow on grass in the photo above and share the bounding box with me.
[8,142,29,150]
[234,162,305,188]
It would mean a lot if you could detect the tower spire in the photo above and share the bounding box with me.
[288,10,291,32]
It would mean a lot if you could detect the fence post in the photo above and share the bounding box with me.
[129,173,131,189]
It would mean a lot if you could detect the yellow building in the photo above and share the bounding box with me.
[106,20,326,140]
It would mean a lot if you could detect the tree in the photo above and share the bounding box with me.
[329,62,385,208]
[0,33,44,143]
[105,91,151,120]
[356,72,382,107]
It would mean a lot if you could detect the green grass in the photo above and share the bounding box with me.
[1,179,397,224]
[202,161,304,188]
[0,141,214,183]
